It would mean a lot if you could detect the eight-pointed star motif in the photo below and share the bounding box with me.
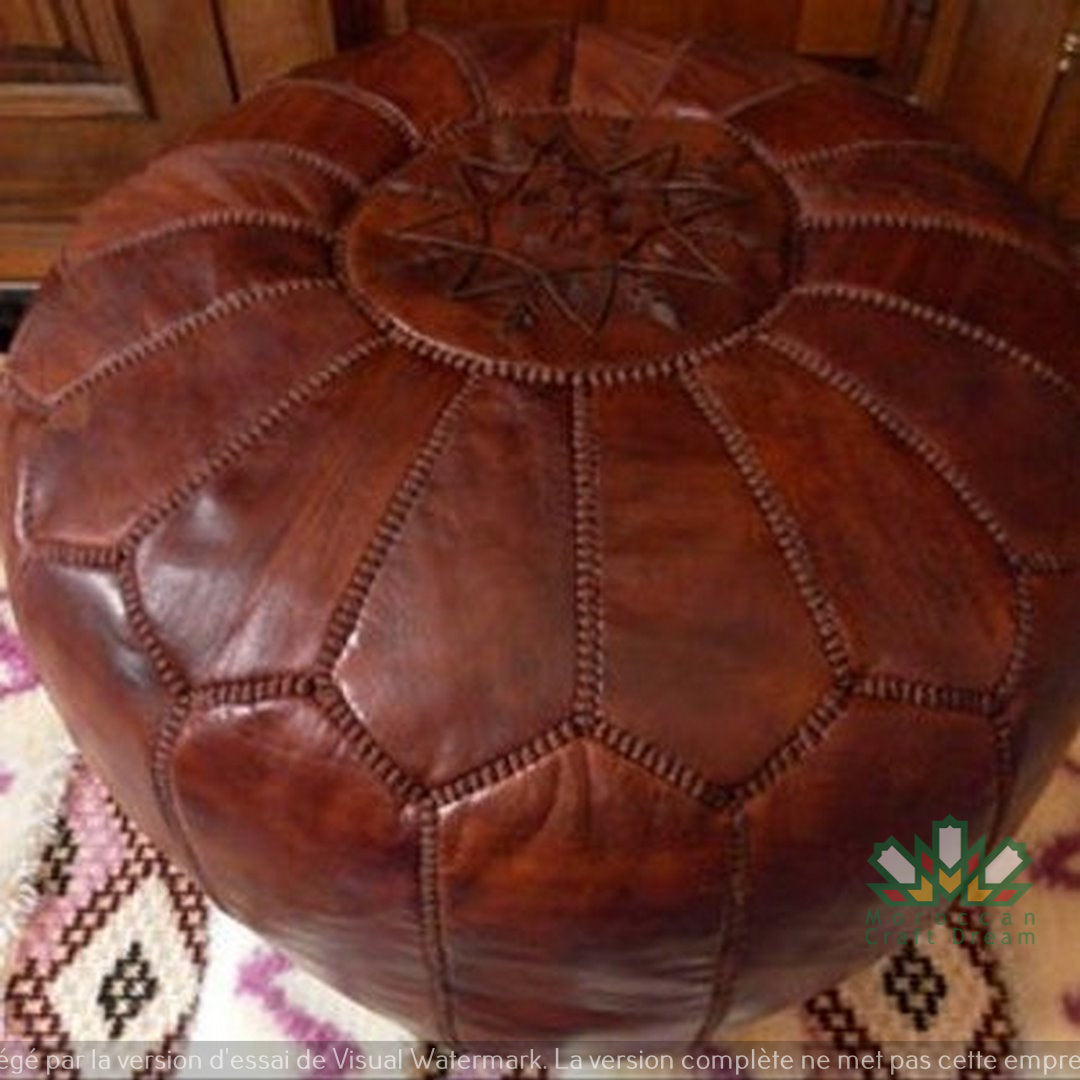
[391,122,765,335]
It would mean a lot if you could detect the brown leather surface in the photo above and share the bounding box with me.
[3,23,1080,1048]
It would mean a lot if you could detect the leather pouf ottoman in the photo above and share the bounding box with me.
[3,24,1080,1048]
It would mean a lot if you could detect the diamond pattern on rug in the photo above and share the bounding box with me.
[802,907,1015,1080]
[882,942,948,1033]
[98,942,159,1039]
[35,818,78,898]
[3,762,207,1079]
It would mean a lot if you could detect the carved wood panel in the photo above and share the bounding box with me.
[0,0,150,119]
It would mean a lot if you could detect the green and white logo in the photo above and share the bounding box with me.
[868,816,1030,906]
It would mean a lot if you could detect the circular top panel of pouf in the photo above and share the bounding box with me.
[3,23,1080,1049]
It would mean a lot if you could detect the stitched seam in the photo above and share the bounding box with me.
[190,672,317,710]
[996,569,1035,703]
[116,553,187,697]
[759,332,1019,562]
[64,211,336,272]
[34,542,122,570]
[791,282,1080,411]
[853,674,997,716]
[986,572,1034,837]
[589,719,711,804]
[113,553,208,887]
[720,121,806,288]
[184,139,368,193]
[418,799,458,1044]
[1019,551,1080,575]
[799,214,1070,275]
[124,335,385,548]
[759,332,1034,755]
[680,368,853,681]
[430,719,580,807]
[316,375,480,672]
[570,385,604,728]
[310,679,426,801]
[267,77,424,151]
[693,805,749,1043]
[416,26,492,122]
[49,277,338,410]
[725,683,851,805]
[16,450,39,550]
[152,696,195,841]
[778,139,972,172]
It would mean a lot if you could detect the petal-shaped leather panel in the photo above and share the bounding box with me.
[137,349,463,683]
[335,380,576,788]
[596,378,831,785]
[699,344,1016,687]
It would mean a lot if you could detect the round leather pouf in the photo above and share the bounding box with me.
[3,23,1080,1048]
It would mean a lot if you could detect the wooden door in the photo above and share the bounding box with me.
[0,0,332,281]
[0,1,232,279]
[915,0,1080,228]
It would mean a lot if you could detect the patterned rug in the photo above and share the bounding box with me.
[3,567,1080,1079]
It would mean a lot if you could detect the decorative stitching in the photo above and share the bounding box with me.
[35,542,123,570]
[149,693,216,902]
[152,696,194,833]
[799,213,1071,276]
[759,332,1019,564]
[114,556,209,886]
[418,798,458,1044]
[680,367,853,682]
[429,719,579,807]
[415,26,492,122]
[589,719,711,804]
[312,679,426,802]
[570,385,604,729]
[267,77,423,151]
[63,211,336,272]
[17,452,39,552]
[719,120,806,288]
[315,375,479,673]
[116,553,188,697]
[853,674,997,716]
[693,805,749,1044]
[790,282,1080,412]
[995,568,1035,705]
[123,335,385,549]
[724,684,851,806]
[184,139,368,193]
[778,138,972,172]
[49,277,339,410]
[189,672,317,710]
[1018,551,1080,576]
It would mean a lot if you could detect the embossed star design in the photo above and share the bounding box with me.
[390,123,764,335]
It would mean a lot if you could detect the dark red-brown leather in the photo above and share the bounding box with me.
[3,23,1080,1049]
